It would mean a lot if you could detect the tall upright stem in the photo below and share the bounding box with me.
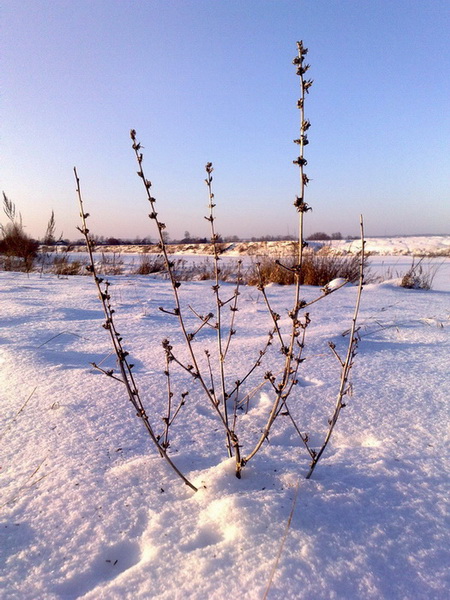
[242,41,313,467]
[205,163,232,457]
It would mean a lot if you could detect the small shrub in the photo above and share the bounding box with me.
[74,41,365,489]
[401,257,439,290]
[50,255,87,276]
[179,258,237,282]
[247,251,365,287]
[133,254,165,275]
[0,194,39,272]
[97,252,124,275]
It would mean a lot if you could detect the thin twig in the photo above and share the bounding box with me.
[0,457,48,508]
[0,387,37,441]
[75,166,198,492]
[242,42,313,469]
[262,479,301,600]
[130,134,237,448]
[306,216,365,479]
[205,162,233,457]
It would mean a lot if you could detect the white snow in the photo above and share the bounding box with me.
[333,235,450,256]
[1,241,449,599]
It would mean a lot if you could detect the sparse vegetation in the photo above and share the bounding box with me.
[50,255,88,276]
[133,253,166,275]
[400,257,440,290]
[247,249,366,287]
[96,252,124,275]
[0,193,39,272]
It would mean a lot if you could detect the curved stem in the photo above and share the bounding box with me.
[74,167,197,492]
[306,216,365,479]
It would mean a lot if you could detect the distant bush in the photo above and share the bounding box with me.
[400,257,440,290]
[306,231,343,241]
[97,252,124,275]
[307,231,331,241]
[0,193,39,272]
[49,255,88,276]
[247,251,364,287]
[185,258,237,282]
[133,254,165,275]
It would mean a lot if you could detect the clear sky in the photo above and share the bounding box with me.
[2,0,449,241]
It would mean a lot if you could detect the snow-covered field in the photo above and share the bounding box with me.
[1,245,449,599]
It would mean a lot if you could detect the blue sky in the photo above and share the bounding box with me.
[2,0,449,241]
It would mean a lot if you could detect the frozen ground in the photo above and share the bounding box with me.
[1,248,449,599]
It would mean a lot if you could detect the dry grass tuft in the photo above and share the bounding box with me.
[133,254,165,275]
[246,251,365,287]
[400,257,440,290]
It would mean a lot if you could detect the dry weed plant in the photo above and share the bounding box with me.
[0,193,39,272]
[133,254,166,275]
[50,255,88,276]
[400,257,440,290]
[246,250,365,287]
[96,252,124,276]
[75,42,365,489]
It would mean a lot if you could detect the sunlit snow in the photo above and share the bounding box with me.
[1,242,449,599]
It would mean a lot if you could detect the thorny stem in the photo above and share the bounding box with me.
[305,216,365,479]
[74,167,198,492]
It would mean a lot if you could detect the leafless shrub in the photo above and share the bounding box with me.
[0,193,39,272]
[247,251,365,287]
[401,257,440,290]
[75,42,365,489]
[97,252,124,275]
[133,253,165,275]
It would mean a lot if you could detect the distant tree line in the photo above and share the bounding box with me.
[0,194,355,257]
[306,231,344,241]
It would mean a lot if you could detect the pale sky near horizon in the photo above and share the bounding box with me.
[2,0,449,241]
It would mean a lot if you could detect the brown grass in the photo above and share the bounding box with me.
[246,251,365,287]
[133,254,166,275]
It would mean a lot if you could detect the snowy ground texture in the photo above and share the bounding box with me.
[1,250,449,599]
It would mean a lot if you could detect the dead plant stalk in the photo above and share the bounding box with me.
[76,41,364,487]
[306,215,365,479]
[74,167,197,492]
